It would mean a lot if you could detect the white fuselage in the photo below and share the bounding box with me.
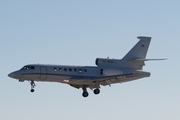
[9,64,150,86]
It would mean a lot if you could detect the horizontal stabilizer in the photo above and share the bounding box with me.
[129,58,167,62]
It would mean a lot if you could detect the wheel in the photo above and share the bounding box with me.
[30,89,34,92]
[82,92,89,97]
[94,89,100,94]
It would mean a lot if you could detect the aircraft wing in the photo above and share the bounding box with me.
[69,73,139,89]
[70,73,133,81]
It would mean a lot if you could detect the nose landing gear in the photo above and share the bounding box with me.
[30,80,35,92]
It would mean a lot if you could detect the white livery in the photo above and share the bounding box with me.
[8,36,166,97]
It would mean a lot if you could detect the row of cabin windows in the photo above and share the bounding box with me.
[54,68,87,73]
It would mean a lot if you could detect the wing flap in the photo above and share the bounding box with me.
[70,73,133,81]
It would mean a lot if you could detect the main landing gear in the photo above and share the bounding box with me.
[94,88,100,94]
[30,80,35,92]
[82,86,89,97]
[82,86,100,97]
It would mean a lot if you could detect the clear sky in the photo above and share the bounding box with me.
[1,0,180,120]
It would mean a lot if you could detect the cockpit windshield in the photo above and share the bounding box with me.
[21,66,35,70]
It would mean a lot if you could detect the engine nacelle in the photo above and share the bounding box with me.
[101,68,123,76]
[95,58,120,67]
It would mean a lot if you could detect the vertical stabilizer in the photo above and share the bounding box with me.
[122,36,151,60]
[121,36,151,69]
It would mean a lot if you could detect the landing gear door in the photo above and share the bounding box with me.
[40,66,47,80]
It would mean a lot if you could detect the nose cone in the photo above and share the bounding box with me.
[8,72,15,78]
[8,71,23,80]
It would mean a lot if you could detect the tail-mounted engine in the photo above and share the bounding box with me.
[95,58,120,67]
[96,58,123,76]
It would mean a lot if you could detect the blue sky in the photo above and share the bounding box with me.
[1,0,180,120]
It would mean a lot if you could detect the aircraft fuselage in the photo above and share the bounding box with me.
[9,64,150,85]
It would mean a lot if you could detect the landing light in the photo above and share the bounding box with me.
[63,80,69,83]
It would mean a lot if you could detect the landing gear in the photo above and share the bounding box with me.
[82,86,89,97]
[94,88,100,95]
[82,92,89,97]
[81,86,101,97]
[30,80,35,92]
[31,89,34,92]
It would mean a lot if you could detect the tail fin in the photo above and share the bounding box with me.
[95,36,166,69]
[121,36,151,70]
[122,36,151,60]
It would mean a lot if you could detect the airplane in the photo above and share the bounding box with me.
[8,36,166,97]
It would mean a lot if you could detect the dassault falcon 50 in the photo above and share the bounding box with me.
[8,36,166,97]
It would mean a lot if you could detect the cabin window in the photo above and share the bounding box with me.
[79,69,82,73]
[54,68,57,71]
[74,68,77,72]
[59,68,62,71]
[64,68,67,71]
[69,68,72,72]
[84,69,87,72]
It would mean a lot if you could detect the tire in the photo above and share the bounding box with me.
[30,89,34,92]
[82,92,89,97]
[94,89,100,94]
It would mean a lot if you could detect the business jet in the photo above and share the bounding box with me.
[8,36,166,97]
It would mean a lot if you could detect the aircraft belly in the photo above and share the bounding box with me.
[47,76,70,82]
[68,80,95,85]
[32,75,70,83]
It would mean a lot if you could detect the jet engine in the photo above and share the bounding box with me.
[95,58,120,67]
